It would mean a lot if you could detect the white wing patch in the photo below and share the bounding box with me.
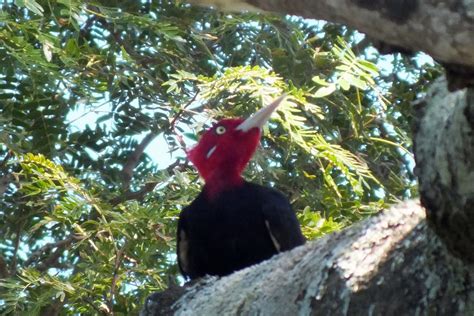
[265,220,281,252]
[179,230,190,274]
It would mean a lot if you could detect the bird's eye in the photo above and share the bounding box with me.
[215,126,226,135]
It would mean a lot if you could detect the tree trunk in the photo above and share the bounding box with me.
[413,77,474,262]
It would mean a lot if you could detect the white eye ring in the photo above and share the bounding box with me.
[215,126,226,135]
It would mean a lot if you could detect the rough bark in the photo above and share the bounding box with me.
[142,201,474,315]
[192,0,474,68]
[413,77,474,262]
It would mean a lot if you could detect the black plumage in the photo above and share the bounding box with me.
[177,181,305,279]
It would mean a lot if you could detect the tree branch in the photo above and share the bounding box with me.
[108,244,126,316]
[413,77,474,262]
[142,200,473,315]
[169,90,200,151]
[110,181,159,206]
[121,132,159,189]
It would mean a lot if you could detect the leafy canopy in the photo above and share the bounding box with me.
[0,0,440,314]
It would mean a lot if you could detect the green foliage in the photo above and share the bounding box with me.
[0,0,440,314]
[1,153,177,314]
[297,206,343,239]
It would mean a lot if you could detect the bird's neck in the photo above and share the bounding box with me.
[203,170,244,200]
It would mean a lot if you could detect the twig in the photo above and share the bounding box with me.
[24,235,84,267]
[110,181,158,206]
[170,90,200,151]
[107,244,127,315]
[35,248,71,273]
[169,90,200,129]
[121,132,159,189]
[110,160,187,206]
[10,224,22,275]
[0,254,9,278]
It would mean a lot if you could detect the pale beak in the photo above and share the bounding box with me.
[236,95,286,132]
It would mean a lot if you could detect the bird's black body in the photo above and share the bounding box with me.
[177,181,305,279]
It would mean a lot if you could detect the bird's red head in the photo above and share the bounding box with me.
[187,95,286,199]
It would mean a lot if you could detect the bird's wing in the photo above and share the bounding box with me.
[261,191,306,252]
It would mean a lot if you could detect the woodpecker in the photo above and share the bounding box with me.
[177,96,305,280]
